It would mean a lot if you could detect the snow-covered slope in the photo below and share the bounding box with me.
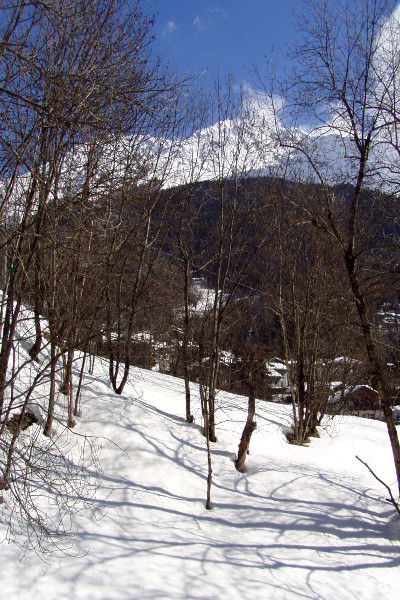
[1,336,400,599]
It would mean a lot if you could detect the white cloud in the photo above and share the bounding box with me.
[241,83,285,126]
[375,4,400,78]
[162,20,178,37]
[193,15,203,30]
[372,4,400,141]
[194,7,226,32]
[209,7,227,20]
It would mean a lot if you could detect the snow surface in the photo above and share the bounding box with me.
[1,332,400,598]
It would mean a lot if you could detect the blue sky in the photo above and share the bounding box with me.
[154,1,299,87]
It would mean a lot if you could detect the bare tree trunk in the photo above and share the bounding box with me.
[205,422,213,510]
[182,257,193,422]
[59,344,76,428]
[89,345,95,374]
[235,376,256,472]
[198,326,213,509]
[43,338,57,437]
[0,292,22,418]
[74,349,87,417]
[207,292,223,443]
[67,350,75,428]
[29,285,42,362]
[345,250,400,496]
[1,385,35,489]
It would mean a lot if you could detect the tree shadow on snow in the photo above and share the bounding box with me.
[22,387,400,600]
[62,408,400,598]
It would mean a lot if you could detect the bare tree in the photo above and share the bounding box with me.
[235,328,265,472]
[194,80,273,443]
[259,0,400,493]
[0,0,184,544]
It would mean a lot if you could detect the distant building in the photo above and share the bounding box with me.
[329,384,383,420]
[265,358,289,400]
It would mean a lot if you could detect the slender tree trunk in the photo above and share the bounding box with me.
[0,345,16,438]
[1,387,34,489]
[67,350,75,428]
[29,211,46,362]
[43,338,57,437]
[29,292,42,362]
[182,258,193,422]
[60,346,73,395]
[89,345,95,374]
[74,349,87,417]
[205,423,213,510]
[0,292,22,418]
[60,342,76,427]
[345,249,400,497]
[198,328,213,508]
[235,376,256,472]
[207,311,222,442]
[113,354,130,395]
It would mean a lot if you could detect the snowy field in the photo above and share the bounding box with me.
[1,351,400,599]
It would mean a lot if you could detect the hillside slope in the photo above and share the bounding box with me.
[1,352,400,599]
